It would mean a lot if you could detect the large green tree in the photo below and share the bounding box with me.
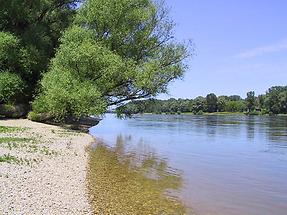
[206,93,218,113]
[265,86,287,114]
[217,96,228,112]
[0,0,80,104]
[192,96,206,114]
[33,0,191,120]
[246,91,255,112]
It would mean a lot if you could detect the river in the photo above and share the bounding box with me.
[89,114,287,215]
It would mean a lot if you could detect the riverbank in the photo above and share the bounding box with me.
[181,112,245,115]
[0,119,93,214]
[141,112,287,116]
[138,112,245,116]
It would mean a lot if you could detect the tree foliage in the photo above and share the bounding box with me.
[118,86,287,115]
[32,69,106,120]
[206,93,218,113]
[265,86,287,114]
[33,0,191,120]
[246,91,255,112]
[0,0,80,103]
[0,71,24,104]
[0,32,20,71]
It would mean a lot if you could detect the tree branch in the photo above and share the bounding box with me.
[108,92,150,106]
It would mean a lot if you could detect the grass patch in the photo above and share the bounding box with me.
[51,129,82,137]
[0,126,25,133]
[0,154,20,164]
[0,137,34,144]
[204,112,245,115]
[0,137,57,156]
[0,154,38,165]
[179,112,245,116]
[27,145,58,156]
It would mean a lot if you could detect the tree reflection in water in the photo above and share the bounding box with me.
[88,134,187,215]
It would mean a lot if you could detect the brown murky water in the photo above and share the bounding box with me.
[90,114,287,215]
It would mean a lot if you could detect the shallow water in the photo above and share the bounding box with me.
[88,141,186,214]
[90,114,287,215]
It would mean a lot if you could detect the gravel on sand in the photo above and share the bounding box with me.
[0,119,94,215]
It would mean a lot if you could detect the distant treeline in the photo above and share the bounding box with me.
[117,86,287,115]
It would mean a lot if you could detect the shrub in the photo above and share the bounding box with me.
[260,109,269,115]
[0,104,27,118]
[27,112,52,122]
[196,110,204,115]
[248,110,260,116]
[0,32,20,71]
[0,71,25,104]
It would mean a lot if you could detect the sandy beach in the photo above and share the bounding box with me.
[0,119,94,215]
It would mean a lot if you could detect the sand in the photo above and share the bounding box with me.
[0,119,94,215]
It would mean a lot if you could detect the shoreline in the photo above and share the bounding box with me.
[134,112,287,116]
[0,119,94,214]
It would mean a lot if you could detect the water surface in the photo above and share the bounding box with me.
[90,114,287,215]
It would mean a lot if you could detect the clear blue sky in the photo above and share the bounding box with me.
[159,0,287,99]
